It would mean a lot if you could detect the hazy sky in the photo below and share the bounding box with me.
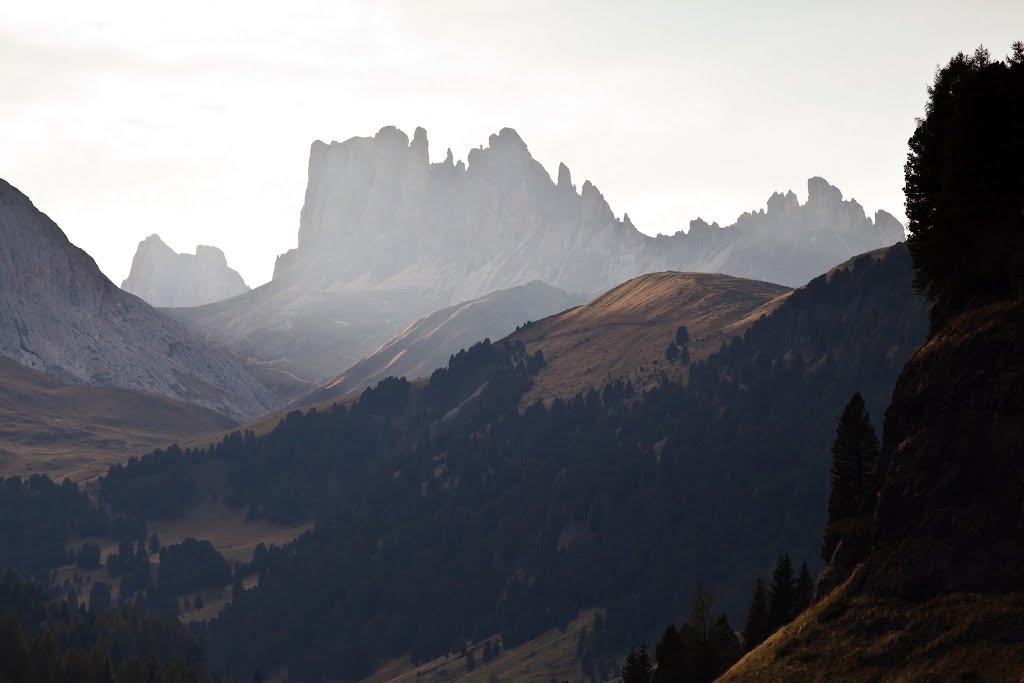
[2,1,1022,287]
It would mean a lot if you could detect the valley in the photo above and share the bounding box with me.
[0,25,1021,683]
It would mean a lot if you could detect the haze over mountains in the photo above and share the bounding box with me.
[172,126,905,400]
[305,280,588,404]
[121,234,250,308]
[0,180,279,422]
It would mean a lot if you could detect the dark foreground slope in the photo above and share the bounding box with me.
[98,246,926,682]
[721,300,1024,682]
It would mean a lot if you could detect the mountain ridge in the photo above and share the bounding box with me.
[0,179,280,422]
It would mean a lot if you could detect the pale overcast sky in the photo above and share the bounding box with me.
[2,0,1022,287]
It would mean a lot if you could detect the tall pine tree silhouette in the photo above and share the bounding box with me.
[654,624,685,683]
[905,42,1024,326]
[795,562,814,613]
[823,392,880,562]
[768,553,795,629]
[742,577,771,651]
[621,641,654,683]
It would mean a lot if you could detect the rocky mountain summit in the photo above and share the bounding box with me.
[277,125,904,296]
[121,234,249,307]
[0,179,279,422]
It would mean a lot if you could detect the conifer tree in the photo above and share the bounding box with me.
[688,583,714,642]
[828,393,880,520]
[742,577,771,651]
[654,624,685,683]
[794,562,814,614]
[767,553,795,629]
[823,392,881,561]
[707,614,742,677]
[905,42,1024,325]
[621,641,654,683]
[675,326,689,347]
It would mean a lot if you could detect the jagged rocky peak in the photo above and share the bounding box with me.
[121,234,249,308]
[557,162,573,190]
[276,125,907,295]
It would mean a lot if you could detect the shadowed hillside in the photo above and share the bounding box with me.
[721,44,1024,681]
[720,303,1024,682]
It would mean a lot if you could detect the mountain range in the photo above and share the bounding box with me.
[169,126,905,401]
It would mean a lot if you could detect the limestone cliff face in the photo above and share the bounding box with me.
[0,179,279,422]
[276,126,905,295]
[121,234,249,308]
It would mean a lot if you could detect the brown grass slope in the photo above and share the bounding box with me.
[508,272,791,404]
[719,576,1024,683]
[0,355,234,481]
[362,610,599,683]
[720,300,1024,681]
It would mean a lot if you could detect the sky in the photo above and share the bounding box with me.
[2,1,1022,287]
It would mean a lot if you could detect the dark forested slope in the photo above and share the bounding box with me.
[96,245,926,681]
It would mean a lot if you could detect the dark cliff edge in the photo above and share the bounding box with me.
[720,300,1024,682]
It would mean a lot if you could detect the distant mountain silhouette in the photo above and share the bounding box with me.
[0,179,279,422]
[171,126,905,400]
[121,234,249,308]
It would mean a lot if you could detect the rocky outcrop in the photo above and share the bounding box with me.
[301,280,588,405]
[0,179,279,422]
[121,234,249,307]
